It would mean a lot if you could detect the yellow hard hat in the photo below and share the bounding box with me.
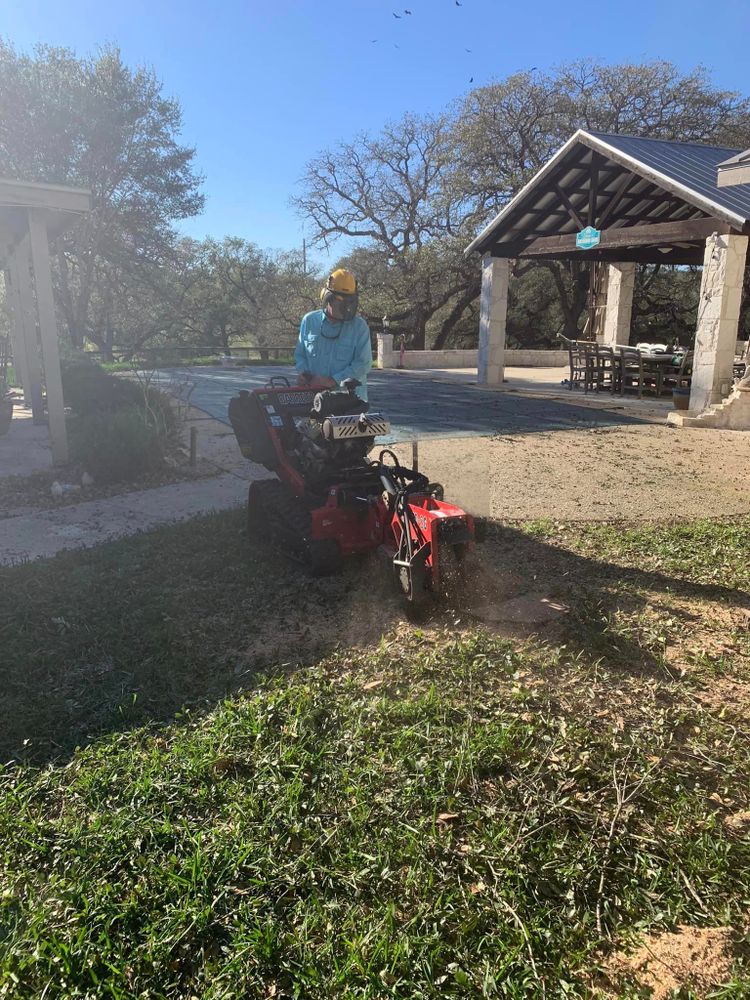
[323,268,357,297]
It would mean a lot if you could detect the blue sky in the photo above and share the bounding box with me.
[3,0,750,267]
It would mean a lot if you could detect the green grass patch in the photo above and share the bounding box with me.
[518,516,750,591]
[1,514,749,997]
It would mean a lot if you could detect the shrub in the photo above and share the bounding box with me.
[61,359,143,415]
[69,407,167,483]
[62,359,181,483]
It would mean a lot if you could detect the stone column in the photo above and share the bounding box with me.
[601,262,635,347]
[377,332,394,369]
[690,233,748,413]
[28,209,68,464]
[478,256,509,386]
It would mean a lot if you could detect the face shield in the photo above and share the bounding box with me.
[324,290,359,323]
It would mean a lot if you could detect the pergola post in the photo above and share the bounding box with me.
[690,233,748,413]
[478,256,508,386]
[28,209,68,464]
[601,263,635,348]
[3,267,31,404]
[376,332,394,369]
[8,242,45,422]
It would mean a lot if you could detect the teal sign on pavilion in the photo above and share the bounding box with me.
[576,226,601,250]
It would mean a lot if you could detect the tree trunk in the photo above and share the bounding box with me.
[55,249,81,348]
[410,305,427,350]
[546,261,588,338]
[433,280,481,349]
[103,315,114,362]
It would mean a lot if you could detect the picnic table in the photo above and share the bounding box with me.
[565,340,689,397]
[563,336,747,397]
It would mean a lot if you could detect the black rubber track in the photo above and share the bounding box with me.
[247,479,312,561]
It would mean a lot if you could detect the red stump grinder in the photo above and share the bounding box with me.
[228,377,478,603]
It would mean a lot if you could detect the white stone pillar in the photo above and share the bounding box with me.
[28,209,68,464]
[377,332,394,369]
[8,243,45,421]
[478,256,509,386]
[690,233,748,413]
[601,262,635,347]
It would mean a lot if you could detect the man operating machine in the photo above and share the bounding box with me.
[294,268,372,403]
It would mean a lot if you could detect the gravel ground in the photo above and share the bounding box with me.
[391,423,750,521]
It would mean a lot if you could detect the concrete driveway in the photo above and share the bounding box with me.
[156,365,662,442]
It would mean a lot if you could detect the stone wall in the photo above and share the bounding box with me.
[375,334,567,370]
[399,349,478,369]
[505,349,568,367]
[668,384,750,430]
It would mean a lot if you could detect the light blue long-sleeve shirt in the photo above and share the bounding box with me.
[294,310,372,402]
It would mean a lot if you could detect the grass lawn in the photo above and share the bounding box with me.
[1,513,749,998]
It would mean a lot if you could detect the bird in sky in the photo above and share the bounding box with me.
[404,8,412,12]
[469,76,473,82]
[465,48,471,52]
[393,11,401,17]
[371,38,378,42]
[456,1,462,6]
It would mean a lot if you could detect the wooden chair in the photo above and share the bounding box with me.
[593,344,616,393]
[663,350,693,389]
[566,340,589,391]
[618,347,644,397]
[577,340,600,393]
[639,354,665,397]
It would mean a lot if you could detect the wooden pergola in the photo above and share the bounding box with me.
[1,178,91,463]
[465,130,750,414]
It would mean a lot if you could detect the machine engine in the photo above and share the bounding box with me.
[291,386,390,483]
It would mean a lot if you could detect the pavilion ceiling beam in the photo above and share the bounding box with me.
[522,192,687,225]
[503,247,704,265]
[553,182,586,229]
[502,196,710,244]
[598,173,643,227]
[492,217,732,259]
[512,188,676,226]
[614,190,684,218]
[588,152,602,226]
[645,194,692,226]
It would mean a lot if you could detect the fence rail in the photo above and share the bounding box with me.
[82,345,297,363]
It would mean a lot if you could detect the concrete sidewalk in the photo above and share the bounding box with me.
[0,468,258,565]
[0,409,54,480]
[0,403,267,565]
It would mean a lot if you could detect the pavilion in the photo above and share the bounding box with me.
[466,130,750,416]
[1,178,91,463]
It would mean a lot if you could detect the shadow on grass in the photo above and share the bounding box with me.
[484,522,750,677]
[1,512,746,767]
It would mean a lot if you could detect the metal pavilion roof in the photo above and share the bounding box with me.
[592,133,750,220]
[465,130,750,261]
